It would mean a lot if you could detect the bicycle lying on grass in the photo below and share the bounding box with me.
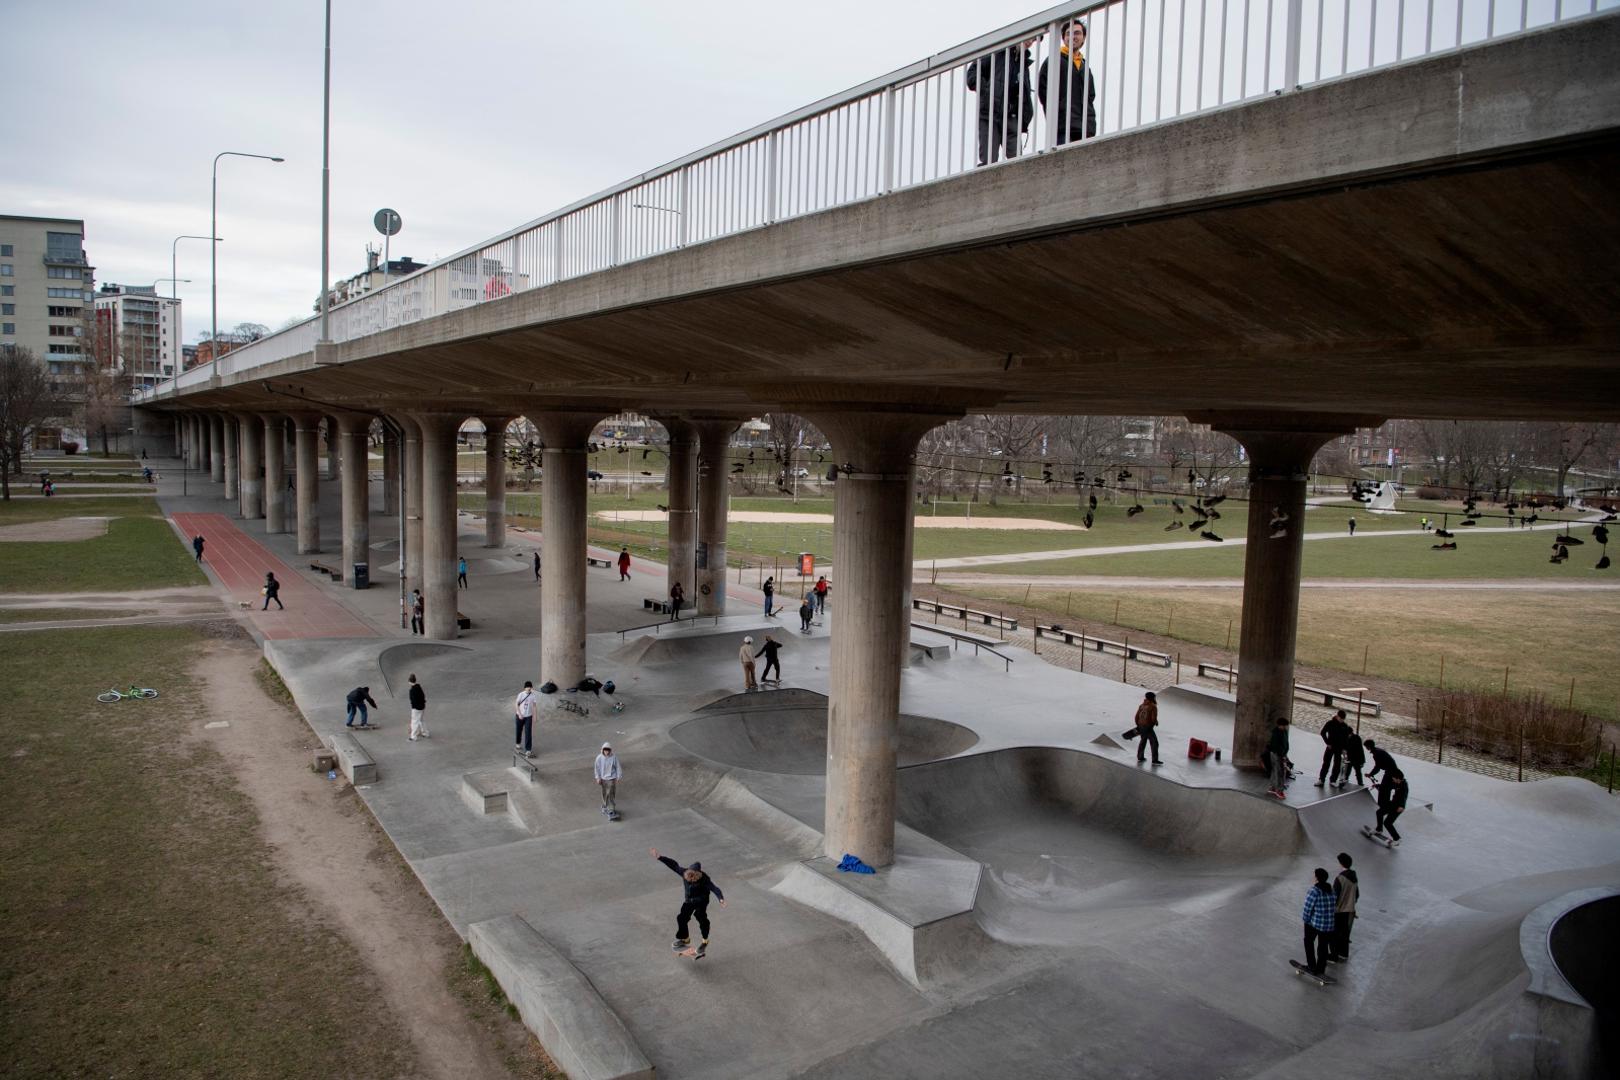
[97,684,159,703]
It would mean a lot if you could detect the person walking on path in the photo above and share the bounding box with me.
[345,686,378,728]
[1316,709,1352,788]
[533,551,541,582]
[407,673,430,741]
[595,742,621,816]
[1363,739,1397,785]
[410,589,425,636]
[762,576,777,616]
[192,535,205,563]
[514,680,537,757]
[1343,730,1367,787]
[1127,691,1162,765]
[813,575,829,616]
[1264,716,1292,799]
[650,847,726,957]
[1300,867,1337,977]
[262,572,283,611]
[1347,516,1357,536]
[617,547,632,581]
[1372,769,1409,846]
[457,555,468,589]
[1329,853,1359,963]
[669,581,685,620]
[739,636,758,691]
[798,596,814,634]
[755,633,783,684]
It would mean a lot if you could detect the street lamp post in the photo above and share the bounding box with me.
[171,233,219,398]
[211,152,283,382]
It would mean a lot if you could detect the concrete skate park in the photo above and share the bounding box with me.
[134,8,1620,1079]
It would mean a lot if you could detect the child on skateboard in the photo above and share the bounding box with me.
[1298,867,1337,979]
[651,847,726,957]
[595,742,621,818]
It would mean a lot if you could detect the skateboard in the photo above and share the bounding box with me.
[676,945,707,960]
[1290,959,1335,986]
[1361,825,1397,848]
[348,723,381,731]
[601,808,622,821]
[760,678,782,688]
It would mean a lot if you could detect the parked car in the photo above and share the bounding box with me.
[587,469,604,480]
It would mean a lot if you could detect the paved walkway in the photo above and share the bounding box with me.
[171,512,375,640]
[933,573,1620,591]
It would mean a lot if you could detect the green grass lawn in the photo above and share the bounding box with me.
[949,583,1620,722]
[0,607,136,623]
[0,514,204,593]
[0,494,166,524]
[0,626,418,1078]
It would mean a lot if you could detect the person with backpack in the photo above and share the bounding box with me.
[514,680,537,757]
[964,39,1035,166]
[1299,867,1337,978]
[262,572,283,611]
[650,846,726,958]
[406,673,429,741]
[1263,716,1291,799]
[1316,709,1352,789]
[192,535,205,563]
[1329,853,1359,963]
[1124,691,1162,765]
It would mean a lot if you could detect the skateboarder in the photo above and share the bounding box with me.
[739,636,757,691]
[1263,716,1291,799]
[514,680,537,757]
[1372,769,1409,847]
[650,847,726,957]
[762,576,777,616]
[344,686,378,728]
[1128,691,1162,765]
[1343,731,1367,787]
[617,547,632,581]
[1363,739,1398,785]
[407,673,429,741]
[1299,867,1337,978]
[1316,709,1351,788]
[1329,853,1358,962]
[755,633,783,684]
[595,742,621,816]
[798,596,814,634]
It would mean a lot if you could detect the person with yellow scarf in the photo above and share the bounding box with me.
[1037,20,1098,144]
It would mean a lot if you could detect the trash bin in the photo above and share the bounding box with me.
[352,562,369,589]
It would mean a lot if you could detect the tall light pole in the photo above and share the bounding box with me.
[171,233,219,398]
[317,0,333,350]
[153,277,190,294]
[211,152,283,381]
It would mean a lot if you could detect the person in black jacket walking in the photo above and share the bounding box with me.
[406,673,429,741]
[262,572,283,610]
[651,847,726,957]
[965,40,1036,166]
[1037,20,1098,145]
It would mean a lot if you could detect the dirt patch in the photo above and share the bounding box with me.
[0,516,110,542]
[196,643,557,1079]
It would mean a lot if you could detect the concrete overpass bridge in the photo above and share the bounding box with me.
[137,3,1620,868]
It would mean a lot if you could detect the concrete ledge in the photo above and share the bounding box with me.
[468,914,654,1080]
[324,731,377,785]
[461,773,509,815]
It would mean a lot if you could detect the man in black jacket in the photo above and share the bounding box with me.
[651,847,726,957]
[965,40,1035,166]
[1316,709,1352,789]
[344,686,377,728]
[1263,716,1291,799]
[1363,739,1398,785]
[407,673,429,741]
[1373,769,1409,847]
[1037,19,1098,145]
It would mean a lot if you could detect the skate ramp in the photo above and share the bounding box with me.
[1157,684,1236,723]
[670,700,978,775]
[376,641,475,697]
[610,627,803,668]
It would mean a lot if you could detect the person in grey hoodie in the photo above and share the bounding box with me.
[1329,852,1359,963]
[594,742,621,816]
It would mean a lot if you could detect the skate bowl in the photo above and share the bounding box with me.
[892,747,1305,944]
[670,695,978,775]
[376,641,475,697]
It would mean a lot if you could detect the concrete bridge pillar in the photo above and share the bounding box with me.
[415,413,463,640]
[209,414,224,483]
[483,417,512,548]
[694,420,738,616]
[336,414,372,587]
[324,417,340,481]
[289,413,322,554]
[656,417,698,609]
[535,412,604,691]
[1203,414,1370,768]
[401,416,424,594]
[264,415,287,533]
[382,427,399,517]
[237,413,264,520]
[810,409,953,868]
[222,415,239,503]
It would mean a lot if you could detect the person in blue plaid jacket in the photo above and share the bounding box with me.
[1300,868,1337,976]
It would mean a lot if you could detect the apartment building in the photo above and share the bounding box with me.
[94,283,182,392]
[0,215,95,376]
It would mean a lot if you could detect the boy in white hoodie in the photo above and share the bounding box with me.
[594,742,622,816]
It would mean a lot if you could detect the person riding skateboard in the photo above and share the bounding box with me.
[595,742,621,817]
[344,686,377,728]
[1363,739,1398,785]
[650,847,726,958]
[1316,709,1351,788]
[755,633,783,684]
[1372,769,1409,847]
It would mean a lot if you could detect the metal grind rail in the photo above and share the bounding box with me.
[617,614,724,641]
[147,0,1611,399]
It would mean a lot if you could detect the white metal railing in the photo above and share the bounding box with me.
[144,0,1612,402]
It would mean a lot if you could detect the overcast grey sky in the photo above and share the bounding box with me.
[2,0,1044,342]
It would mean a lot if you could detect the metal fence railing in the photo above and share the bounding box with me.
[144,0,1614,402]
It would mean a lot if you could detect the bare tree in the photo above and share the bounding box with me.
[972,414,1044,504]
[1046,414,1128,505]
[763,413,823,495]
[76,366,128,457]
[1161,422,1242,493]
[232,322,270,343]
[1525,421,1615,497]
[0,349,57,498]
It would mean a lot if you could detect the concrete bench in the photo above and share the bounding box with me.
[309,560,341,581]
[1195,662,1383,715]
[587,556,613,569]
[911,597,1018,631]
[511,752,538,783]
[327,731,377,785]
[461,773,509,815]
[1035,624,1173,668]
[469,914,654,1080]
[642,597,671,614]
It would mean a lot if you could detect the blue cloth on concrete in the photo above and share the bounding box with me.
[838,854,875,874]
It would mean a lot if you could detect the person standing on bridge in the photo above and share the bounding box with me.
[965,38,1035,166]
[1037,19,1098,146]
[1316,709,1352,789]
[618,546,632,581]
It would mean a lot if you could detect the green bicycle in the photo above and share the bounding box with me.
[97,684,159,703]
